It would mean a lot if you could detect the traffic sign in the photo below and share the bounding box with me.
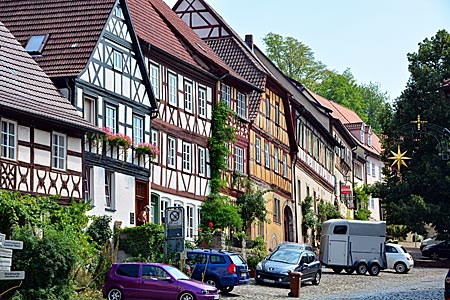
[0,271,25,280]
[0,257,12,267]
[2,240,23,250]
[0,248,13,258]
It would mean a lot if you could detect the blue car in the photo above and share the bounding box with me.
[186,249,250,293]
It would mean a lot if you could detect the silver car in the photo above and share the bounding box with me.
[385,243,414,273]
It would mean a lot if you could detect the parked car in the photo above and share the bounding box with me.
[385,243,414,273]
[445,269,450,300]
[270,242,313,252]
[255,248,321,286]
[102,262,219,300]
[186,249,249,293]
[421,240,450,260]
[420,235,444,251]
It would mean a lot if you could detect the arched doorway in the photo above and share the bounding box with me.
[284,206,294,242]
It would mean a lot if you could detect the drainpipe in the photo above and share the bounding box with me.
[292,155,299,243]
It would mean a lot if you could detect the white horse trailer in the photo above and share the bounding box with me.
[319,219,387,276]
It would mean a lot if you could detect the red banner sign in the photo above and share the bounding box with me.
[341,185,351,195]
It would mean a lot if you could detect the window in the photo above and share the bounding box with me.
[221,84,230,107]
[265,97,270,117]
[84,167,92,203]
[83,96,95,125]
[167,136,176,168]
[1,119,16,160]
[182,142,191,172]
[369,198,375,209]
[275,103,280,124]
[273,198,281,223]
[184,80,193,112]
[255,136,261,163]
[360,129,365,143]
[333,225,347,235]
[105,171,113,209]
[257,221,264,237]
[198,147,206,176]
[210,255,226,264]
[168,73,177,106]
[25,34,48,55]
[114,5,124,19]
[133,115,144,145]
[372,162,376,177]
[368,133,373,147]
[105,104,117,133]
[160,198,170,224]
[274,148,279,173]
[113,50,123,71]
[116,264,139,278]
[283,154,287,177]
[234,146,244,173]
[150,64,159,99]
[379,166,382,180]
[187,205,194,238]
[264,142,270,168]
[366,162,370,175]
[52,132,66,170]
[237,92,246,118]
[198,87,206,118]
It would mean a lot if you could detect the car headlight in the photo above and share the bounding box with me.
[256,262,262,270]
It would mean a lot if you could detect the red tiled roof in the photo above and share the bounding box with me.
[0,21,95,131]
[0,0,116,78]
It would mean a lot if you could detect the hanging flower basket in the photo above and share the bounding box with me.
[134,143,160,159]
[102,127,132,149]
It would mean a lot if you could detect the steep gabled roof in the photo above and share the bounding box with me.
[0,21,95,131]
[0,0,116,78]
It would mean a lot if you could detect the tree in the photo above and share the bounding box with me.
[263,32,326,89]
[236,178,270,232]
[353,183,372,221]
[380,29,450,234]
[301,196,317,241]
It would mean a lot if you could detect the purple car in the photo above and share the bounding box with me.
[102,262,219,300]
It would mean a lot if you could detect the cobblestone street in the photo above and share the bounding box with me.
[223,244,449,300]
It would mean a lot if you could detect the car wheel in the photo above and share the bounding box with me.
[312,271,321,285]
[431,252,440,260]
[332,267,343,274]
[178,292,195,300]
[221,286,234,293]
[345,268,354,274]
[368,263,380,276]
[205,277,219,288]
[356,263,367,275]
[394,262,407,273]
[107,288,123,300]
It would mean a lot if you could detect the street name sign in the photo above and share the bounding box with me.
[0,248,13,258]
[0,271,25,280]
[0,266,10,272]
[2,240,23,250]
[0,257,12,267]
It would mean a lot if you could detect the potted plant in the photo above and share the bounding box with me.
[102,127,132,149]
[134,142,159,159]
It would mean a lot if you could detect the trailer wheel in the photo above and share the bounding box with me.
[368,263,380,276]
[332,267,343,274]
[355,263,367,275]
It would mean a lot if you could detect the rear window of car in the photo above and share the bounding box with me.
[230,254,246,265]
[116,264,139,278]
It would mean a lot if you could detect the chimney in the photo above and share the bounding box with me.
[245,34,253,50]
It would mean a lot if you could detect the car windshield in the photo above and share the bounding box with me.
[268,249,301,264]
[165,265,190,280]
[230,254,246,265]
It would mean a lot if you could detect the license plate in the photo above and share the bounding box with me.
[263,278,275,283]
[214,295,219,299]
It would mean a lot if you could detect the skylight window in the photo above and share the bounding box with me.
[25,34,48,55]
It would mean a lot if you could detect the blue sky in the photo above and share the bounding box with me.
[164,0,450,100]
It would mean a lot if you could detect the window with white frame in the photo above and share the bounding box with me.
[182,142,191,172]
[160,198,170,224]
[368,133,373,147]
[113,50,123,71]
[379,166,382,180]
[283,154,287,177]
[237,92,246,118]
[360,129,365,143]
[366,162,370,175]
[264,142,270,168]
[151,129,159,161]
[1,119,16,160]
[186,205,195,238]
[197,207,202,234]
[274,148,279,173]
[221,83,230,107]
[372,162,376,177]
[167,136,176,168]
[150,64,159,99]
[52,132,66,170]
[105,104,117,133]
[168,72,177,106]
[83,95,95,125]
[234,146,244,172]
[273,198,281,223]
[84,167,92,203]
[105,171,113,209]
[184,80,193,112]
[198,87,206,118]
[133,115,144,145]
[255,136,261,163]
[198,147,206,176]
[114,5,124,19]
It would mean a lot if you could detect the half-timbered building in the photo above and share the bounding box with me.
[0,21,97,203]
[174,0,297,249]
[128,0,257,236]
[0,0,158,227]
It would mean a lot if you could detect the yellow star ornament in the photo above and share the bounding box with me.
[388,145,411,171]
